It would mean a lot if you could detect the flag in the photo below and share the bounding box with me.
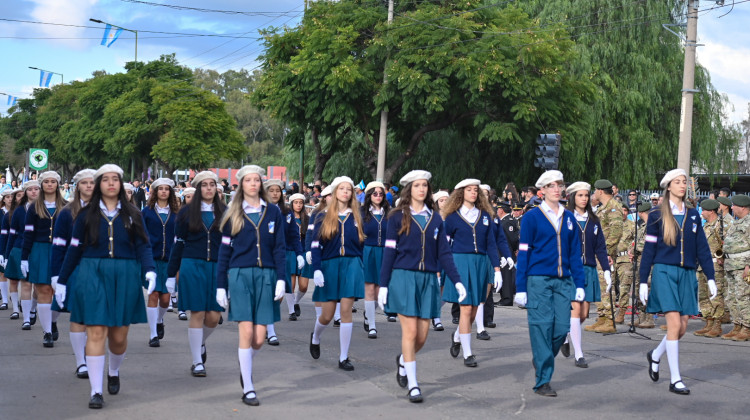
[39,70,53,87]
[100,24,123,48]
[6,96,17,106]
[357,180,366,190]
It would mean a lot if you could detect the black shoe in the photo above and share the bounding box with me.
[88,393,103,409]
[534,383,557,397]
[51,322,59,341]
[76,364,89,379]
[29,311,37,325]
[201,344,207,363]
[107,375,120,395]
[178,311,188,321]
[387,316,397,322]
[452,317,459,324]
[267,336,279,346]
[408,387,423,403]
[289,313,297,321]
[396,355,408,388]
[363,317,369,332]
[463,355,478,367]
[242,391,259,406]
[0,303,7,310]
[476,331,490,340]
[669,380,690,395]
[338,358,354,371]
[646,350,659,382]
[309,333,320,359]
[149,337,160,347]
[561,341,570,358]
[368,329,377,339]
[294,303,301,317]
[575,357,588,368]
[10,311,19,320]
[21,321,30,330]
[43,332,54,348]
[333,319,341,327]
[450,337,461,358]
[432,320,444,331]
[191,363,207,377]
[486,321,497,328]
[218,315,223,325]
[351,307,357,313]
[156,322,165,339]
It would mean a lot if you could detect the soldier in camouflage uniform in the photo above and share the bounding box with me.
[717,196,735,325]
[721,195,750,341]
[615,207,635,324]
[694,199,726,337]
[629,202,654,328]
[585,179,623,333]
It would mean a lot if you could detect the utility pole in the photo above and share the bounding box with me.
[677,0,699,173]
[375,0,394,183]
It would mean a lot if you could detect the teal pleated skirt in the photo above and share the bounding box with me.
[227,266,278,324]
[442,253,492,306]
[143,260,169,293]
[583,265,601,303]
[646,263,698,316]
[177,258,224,312]
[28,242,52,285]
[69,258,147,327]
[5,247,24,280]
[301,258,313,278]
[363,245,384,285]
[52,266,79,313]
[385,269,441,319]
[312,256,365,302]
[285,250,299,290]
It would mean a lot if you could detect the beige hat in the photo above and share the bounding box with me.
[264,179,285,190]
[73,169,96,184]
[123,182,135,192]
[432,191,449,201]
[23,180,40,191]
[399,170,431,186]
[321,185,332,197]
[330,176,355,192]
[151,177,175,190]
[288,193,306,203]
[365,181,385,194]
[565,181,591,196]
[38,171,61,183]
[659,168,687,189]
[94,164,124,179]
[191,171,219,188]
[182,187,196,196]
[535,170,564,189]
[454,178,481,190]
[236,165,265,183]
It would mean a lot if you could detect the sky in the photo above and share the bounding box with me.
[0,0,748,126]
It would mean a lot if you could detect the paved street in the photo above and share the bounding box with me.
[1,295,748,419]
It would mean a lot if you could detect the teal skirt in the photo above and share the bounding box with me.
[312,257,365,302]
[647,263,698,316]
[301,259,313,278]
[5,247,24,280]
[227,266,278,324]
[583,265,601,303]
[443,253,492,306]
[363,245,384,285]
[143,260,169,293]
[177,258,224,312]
[385,269,441,319]
[285,250,299,288]
[28,242,52,285]
[52,266,79,313]
[69,258,147,326]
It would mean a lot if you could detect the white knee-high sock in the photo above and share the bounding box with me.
[157,306,167,323]
[570,317,583,359]
[31,296,37,313]
[453,327,460,342]
[266,323,276,338]
[339,322,353,361]
[476,303,485,333]
[459,333,472,358]
[665,340,682,385]
[37,303,52,333]
[70,331,87,367]
[108,351,125,377]
[10,292,19,312]
[0,281,8,303]
[51,310,60,323]
[285,293,295,314]
[295,290,306,305]
[146,307,158,339]
[334,303,341,320]
[364,300,376,330]
[312,319,327,344]
[202,325,215,343]
[21,299,31,323]
[238,348,254,393]
[87,355,105,396]
[188,328,203,365]
[315,306,322,319]
[652,336,667,361]
[399,354,406,376]
[404,360,418,390]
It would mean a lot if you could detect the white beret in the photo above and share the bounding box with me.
[217,184,224,192]
[10,187,23,195]
[535,170,564,189]
[264,179,285,190]
[182,187,195,196]
[288,193,306,203]
[123,183,134,192]
[23,180,40,191]
[399,170,431,187]
[394,198,401,207]
[565,182,591,196]
[321,185,332,197]
[191,171,219,188]
[73,169,96,184]
[151,177,175,190]
[330,176,355,192]
[38,171,61,183]
[236,165,265,183]
[659,168,687,189]
[432,191,449,201]
[365,181,385,194]
[480,184,491,192]
[1,188,14,197]
[454,178,481,190]
[94,164,124,180]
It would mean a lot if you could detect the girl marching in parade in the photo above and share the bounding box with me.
[639,169,715,395]
[7,181,40,330]
[564,182,611,368]
[167,171,226,377]
[54,164,156,409]
[142,178,179,347]
[173,186,195,320]
[308,176,365,371]
[0,189,16,312]
[288,193,310,318]
[362,181,390,339]
[216,165,286,406]
[378,170,466,402]
[305,185,332,323]
[50,169,96,378]
[515,170,586,396]
[2,188,25,320]
[442,179,502,368]
[431,190,449,331]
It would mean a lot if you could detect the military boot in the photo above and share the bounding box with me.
[721,324,742,340]
[703,320,723,338]
[694,318,713,336]
[614,310,626,324]
[594,319,616,333]
[731,326,750,342]
[584,316,605,332]
[720,312,732,324]
[660,324,668,331]
[638,313,655,329]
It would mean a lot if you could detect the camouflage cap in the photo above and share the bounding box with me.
[717,196,732,207]
[593,179,613,189]
[732,194,750,208]
[637,202,652,212]
[700,199,719,211]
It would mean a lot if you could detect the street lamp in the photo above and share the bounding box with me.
[28,66,63,85]
[89,18,138,64]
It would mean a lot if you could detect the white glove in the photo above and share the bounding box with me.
[575,287,585,302]
[707,279,718,300]
[54,283,66,307]
[377,287,388,310]
[507,258,515,269]
[604,270,612,293]
[274,280,285,301]
[0,257,6,269]
[216,288,228,309]
[20,260,28,278]
[51,276,59,292]
[305,251,312,265]
[297,255,305,270]
[500,257,508,268]
[165,277,176,294]
[145,271,157,294]
[638,283,649,306]
[493,271,503,293]
[514,292,527,306]
[0,256,5,268]
[455,282,467,303]
[313,270,325,287]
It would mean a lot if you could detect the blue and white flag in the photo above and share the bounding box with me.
[6,96,17,106]
[39,70,53,87]
[100,24,123,48]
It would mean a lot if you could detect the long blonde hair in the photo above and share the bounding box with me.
[35,182,67,220]
[220,175,268,236]
[318,184,365,243]
[658,190,681,247]
[441,186,493,219]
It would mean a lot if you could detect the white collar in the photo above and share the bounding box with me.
[200,201,213,212]
[99,200,121,217]
[155,203,170,214]
[44,200,56,208]
[369,205,383,215]
[541,200,565,220]
[670,200,685,215]
[80,199,87,207]
[410,205,432,217]
[460,205,478,216]
[243,199,266,213]
[574,209,588,221]
[338,208,353,216]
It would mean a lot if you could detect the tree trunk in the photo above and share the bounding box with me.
[312,127,331,182]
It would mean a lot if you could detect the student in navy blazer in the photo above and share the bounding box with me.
[361,181,390,339]
[8,181,40,330]
[304,186,332,323]
[0,189,17,313]
[289,193,311,317]
[1,188,24,319]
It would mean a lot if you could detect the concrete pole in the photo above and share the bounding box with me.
[677,0,699,173]
[375,0,394,182]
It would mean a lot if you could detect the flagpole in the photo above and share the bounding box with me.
[90,19,138,66]
[28,67,63,86]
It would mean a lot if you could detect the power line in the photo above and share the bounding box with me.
[118,0,304,17]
